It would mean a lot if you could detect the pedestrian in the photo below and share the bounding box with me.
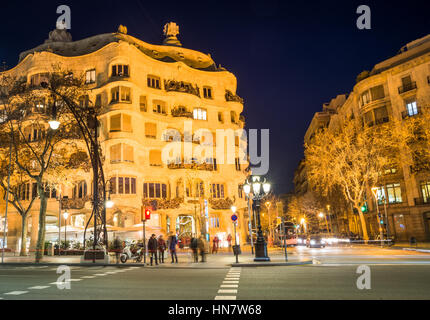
[227,234,232,250]
[112,237,123,264]
[148,234,158,266]
[158,235,166,264]
[168,232,178,263]
[198,236,206,262]
[212,235,219,254]
[190,236,198,262]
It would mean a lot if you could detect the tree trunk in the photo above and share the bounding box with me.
[20,214,28,256]
[357,209,369,240]
[35,186,48,263]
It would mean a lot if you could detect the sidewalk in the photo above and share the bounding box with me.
[391,242,430,253]
[0,250,311,268]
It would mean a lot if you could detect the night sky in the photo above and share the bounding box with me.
[1,0,429,194]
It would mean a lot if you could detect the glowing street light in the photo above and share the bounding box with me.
[243,175,271,262]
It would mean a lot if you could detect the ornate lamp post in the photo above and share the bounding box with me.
[63,211,69,248]
[43,80,108,263]
[243,176,271,262]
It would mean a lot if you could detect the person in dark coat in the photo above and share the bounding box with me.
[197,236,206,262]
[148,234,158,266]
[190,236,198,263]
[168,233,178,263]
[158,235,166,264]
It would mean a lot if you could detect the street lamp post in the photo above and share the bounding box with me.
[243,176,271,262]
[371,187,384,247]
[44,84,109,263]
[63,211,69,250]
[246,195,254,254]
[231,206,239,264]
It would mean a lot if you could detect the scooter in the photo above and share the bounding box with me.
[120,242,144,263]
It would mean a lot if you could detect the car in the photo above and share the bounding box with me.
[296,235,307,246]
[306,235,326,248]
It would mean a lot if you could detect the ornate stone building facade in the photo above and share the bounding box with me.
[0,24,248,252]
[295,34,430,241]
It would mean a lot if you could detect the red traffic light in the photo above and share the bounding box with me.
[141,207,152,221]
[145,208,151,220]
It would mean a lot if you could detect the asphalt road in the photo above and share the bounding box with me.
[0,246,429,300]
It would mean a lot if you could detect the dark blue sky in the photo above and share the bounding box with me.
[1,0,429,194]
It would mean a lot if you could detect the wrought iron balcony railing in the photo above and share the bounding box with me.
[401,106,421,119]
[398,81,417,94]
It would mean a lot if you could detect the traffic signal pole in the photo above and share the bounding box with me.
[143,220,146,265]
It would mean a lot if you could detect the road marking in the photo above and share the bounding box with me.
[221,285,239,288]
[4,291,28,295]
[94,273,108,276]
[216,268,241,300]
[66,279,82,282]
[28,286,50,290]
[50,282,65,285]
[81,276,96,279]
[215,296,236,300]
[105,271,119,274]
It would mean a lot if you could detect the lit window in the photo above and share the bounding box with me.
[111,86,131,103]
[386,183,402,204]
[109,177,136,195]
[109,114,132,132]
[406,100,418,116]
[153,100,167,115]
[193,108,207,121]
[85,69,96,84]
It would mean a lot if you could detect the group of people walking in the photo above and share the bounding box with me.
[147,233,179,266]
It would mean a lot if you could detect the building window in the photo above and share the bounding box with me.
[210,184,225,199]
[231,111,237,124]
[238,184,243,199]
[360,90,371,107]
[210,216,220,228]
[235,158,241,171]
[111,86,131,103]
[386,183,402,204]
[406,100,418,116]
[153,100,167,115]
[147,75,161,89]
[30,73,49,86]
[18,183,31,201]
[85,69,96,84]
[203,86,213,99]
[112,64,129,77]
[73,181,87,199]
[140,96,147,112]
[195,181,204,198]
[110,143,134,163]
[149,150,163,167]
[145,123,157,139]
[375,186,385,205]
[193,108,207,121]
[110,177,136,195]
[374,106,389,124]
[370,85,385,101]
[218,112,224,123]
[143,183,167,199]
[109,114,132,132]
[421,182,430,203]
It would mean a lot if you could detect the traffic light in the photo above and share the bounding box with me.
[361,203,368,213]
[145,208,151,220]
[141,207,152,221]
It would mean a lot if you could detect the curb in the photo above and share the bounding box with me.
[0,262,231,269]
[402,248,430,253]
[231,260,313,267]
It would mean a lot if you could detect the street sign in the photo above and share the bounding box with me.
[231,214,238,222]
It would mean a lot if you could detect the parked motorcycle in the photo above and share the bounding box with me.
[120,241,144,263]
